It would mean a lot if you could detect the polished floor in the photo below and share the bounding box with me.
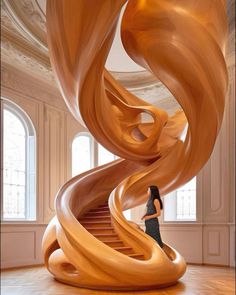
[1,264,235,295]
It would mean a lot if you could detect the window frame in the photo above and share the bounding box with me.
[71,132,94,177]
[97,142,118,166]
[71,132,128,215]
[162,176,199,224]
[1,98,37,222]
[71,132,120,177]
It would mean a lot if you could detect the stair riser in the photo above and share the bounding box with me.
[98,206,109,209]
[89,209,110,213]
[85,211,110,217]
[135,257,145,260]
[95,235,119,241]
[116,249,134,255]
[86,228,115,234]
[130,255,145,260]
[79,217,111,222]
[80,222,111,228]
[103,241,124,247]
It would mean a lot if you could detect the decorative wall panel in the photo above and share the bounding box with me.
[203,226,229,265]
[44,105,66,222]
[1,225,46,269]
[161,225,203,264]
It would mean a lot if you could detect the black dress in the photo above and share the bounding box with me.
[144,199,164,248]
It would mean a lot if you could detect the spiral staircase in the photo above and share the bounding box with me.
[79,200,145,260]
[42,0,228,290]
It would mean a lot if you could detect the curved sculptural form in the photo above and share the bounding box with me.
[42,0,228,290]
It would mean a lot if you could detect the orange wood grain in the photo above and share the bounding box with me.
[42,0,228,290]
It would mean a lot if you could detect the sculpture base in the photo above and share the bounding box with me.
[54,278,179,291]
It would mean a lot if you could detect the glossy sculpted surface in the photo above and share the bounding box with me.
[42,0,228,290]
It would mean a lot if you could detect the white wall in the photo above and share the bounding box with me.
[1,63,85,268]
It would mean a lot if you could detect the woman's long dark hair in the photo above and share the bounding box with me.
[148,185,163,210]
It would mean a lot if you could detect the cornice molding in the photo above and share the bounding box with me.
[1,0,234,114]
[1,62,68,111]
[2,0,47,52]
[1,29,55,85]
[1,28,50,67]
[1,0,160,90]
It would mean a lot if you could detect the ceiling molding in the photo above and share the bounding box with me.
[1,28,55,85]
[1,28,50,66]
[3,0,47,52]
[1,0,160,89]
[2,0,233,115]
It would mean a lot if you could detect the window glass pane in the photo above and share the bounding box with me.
[3,102,36,221]
[163,191,177,221]
[3,109,26,219]
[98,144,116,165]
[72,135,92,176]
[164,177,196,221]
[176,177,196,220]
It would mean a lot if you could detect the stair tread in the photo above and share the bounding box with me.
[80,215,111,219]
[80,216,111,220]
[114,246,133,250]
[102,239,123,243]
[91,206,109,209]
[87,210,110,213]
[128,253,144,257]
[86,210,110,215]
[80,221,111,224]
[86,210,110,213]
[85,226,114,229]
[93,233,118,236]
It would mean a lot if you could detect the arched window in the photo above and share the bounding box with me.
[2,99,36,221]
[71,133,128,214]
[72,133,93,177]
[71,133,120,177]
[98,143,117,166]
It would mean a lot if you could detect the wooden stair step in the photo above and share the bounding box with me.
[114,246,134,254]
[98,204,109,209]
[85,226,114,229]
[79,216,111,221]
[85,211,111,217]
[81,215,111,218]
[80,221,111,224]
[128,253,145,259]
[93,233,119,241]
[80,221,111,228]
[85,227,115,234]
[89,208,110,213]
[102,240,124,247]
[86,210,110,215]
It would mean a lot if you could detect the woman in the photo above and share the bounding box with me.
[141,185,164,248]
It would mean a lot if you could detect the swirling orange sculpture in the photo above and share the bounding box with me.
[42,0,228,290]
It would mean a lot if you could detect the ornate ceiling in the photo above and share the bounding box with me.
[1,0,234,113]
